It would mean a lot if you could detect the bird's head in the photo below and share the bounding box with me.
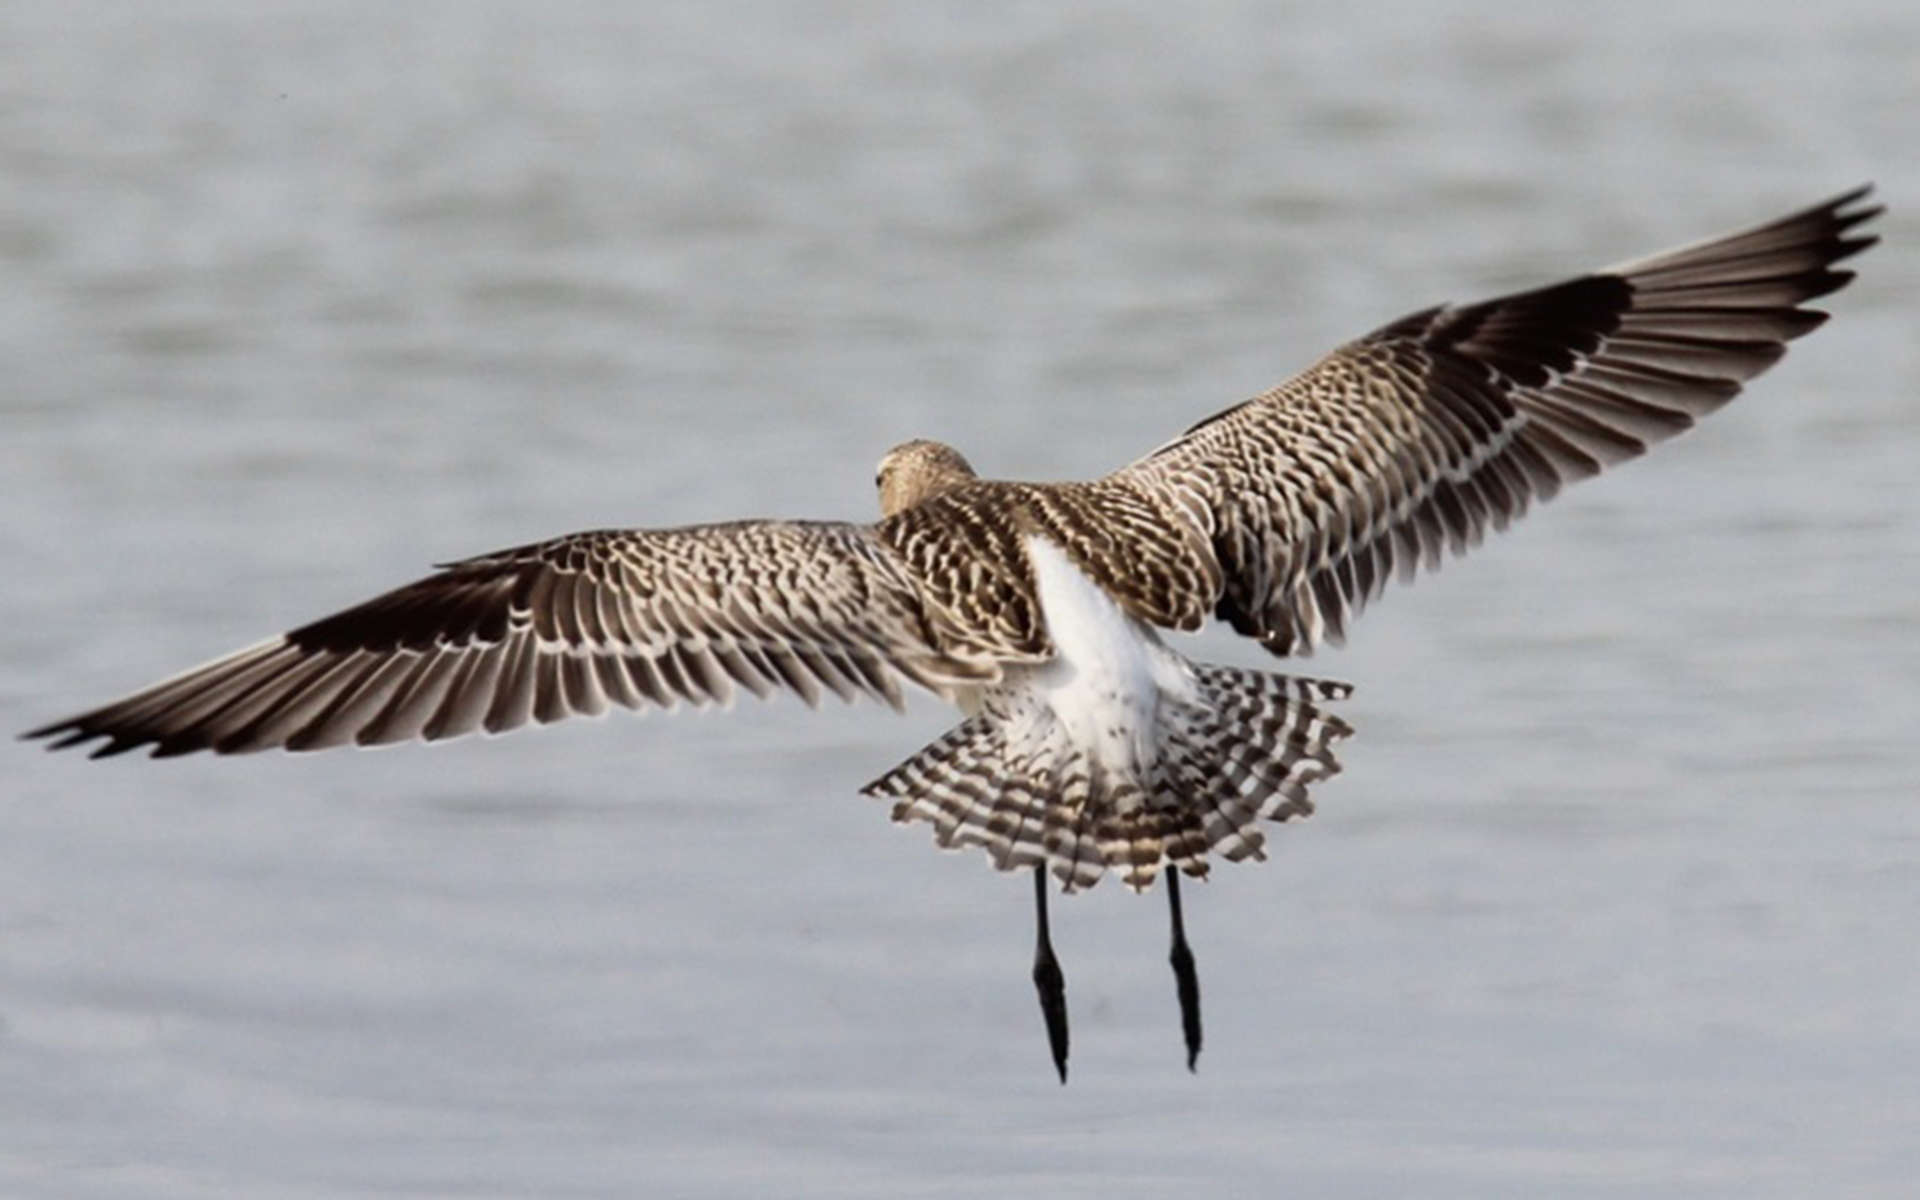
[874,440,979,518]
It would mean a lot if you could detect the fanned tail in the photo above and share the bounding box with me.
[860,663,1353,892]
[1159,665,1353,870]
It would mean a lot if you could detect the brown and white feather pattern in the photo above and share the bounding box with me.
[27,188,1878,892]
[29,521,1000,758]
[866,664,1352,892]
[1114,185,1881,654]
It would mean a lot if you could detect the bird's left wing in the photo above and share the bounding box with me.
[1110,186,1880,655]
[27,520,996,758]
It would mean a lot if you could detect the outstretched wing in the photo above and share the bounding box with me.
[1117,186,1880,654]
[27,521,995,758]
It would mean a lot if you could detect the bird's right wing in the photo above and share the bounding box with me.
[27,520,998,758]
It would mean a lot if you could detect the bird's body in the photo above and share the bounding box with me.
[27,186,1882,1079]
[870,531,1349,892]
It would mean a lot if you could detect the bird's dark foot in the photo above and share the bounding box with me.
[1166,870,1202,1071]
[1031,865,1069,1082]
[1169,933,1202,1071]
[1033,945,1069,1083]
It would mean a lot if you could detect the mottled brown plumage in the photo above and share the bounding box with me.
[26,185,1880,1080]
[1117,186,1881,654]
[29,186,1879,881]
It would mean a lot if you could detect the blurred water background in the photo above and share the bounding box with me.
[4,2,1918,1197]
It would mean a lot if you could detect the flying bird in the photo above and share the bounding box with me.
[27,187,1880,1082]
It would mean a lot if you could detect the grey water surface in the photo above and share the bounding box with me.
[4,3,1918,1197]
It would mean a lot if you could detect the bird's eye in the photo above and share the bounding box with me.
[875,472,885,489]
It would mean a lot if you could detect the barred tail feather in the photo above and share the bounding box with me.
[860,664,1353,893]
[1166,665,1354,867]
[862,716,1053,874]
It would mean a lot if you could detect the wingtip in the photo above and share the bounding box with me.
[1839,180,1876,206]
[20,722,108,756]
[18,716,70,744]
[1808,182,1877,223]
[1824,186,1882,239]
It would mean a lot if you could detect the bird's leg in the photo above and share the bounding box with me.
[1031,865,1069,1083]
[1166,868,1202,1071]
